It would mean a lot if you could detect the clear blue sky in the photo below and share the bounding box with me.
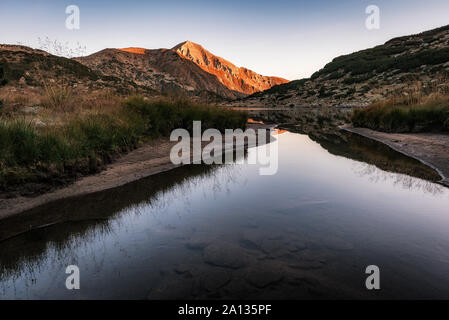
[1,0,449,80]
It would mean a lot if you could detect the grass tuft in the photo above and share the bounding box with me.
[0,96,247,192]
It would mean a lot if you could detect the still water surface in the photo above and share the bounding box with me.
[1,131,449,299]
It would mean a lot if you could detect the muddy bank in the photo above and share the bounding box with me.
[0,138,181,220]
[0,128,271,220]
[342,125,449,187]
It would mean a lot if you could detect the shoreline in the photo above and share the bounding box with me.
[2,122,447,221]
[0,126,272,221]
[0,138,182,221]
[342,125,449,187]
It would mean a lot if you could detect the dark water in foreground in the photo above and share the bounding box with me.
[1,131,449,299]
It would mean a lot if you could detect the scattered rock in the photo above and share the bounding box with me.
[22,106,40,114]
[185,239,211,251]
[222,279,259,299]
[285,270,322,288]
[246,265,284,288]
[174,264,191,275]
[260,239,283,254]
[240,230,263,249]
[289,260,324,270]
[203,243,247,269]
[201,269,232,292]
[285,240,307,252]
[148,279,195,300]
[239,238,260,251]
[33,119,47,128]
[296,250,328,263]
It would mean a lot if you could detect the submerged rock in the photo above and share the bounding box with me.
[174,264,191,275]
[185,239,211,251]
[148,279,195,300]
[222,279,259,299]
[288,260,324,270]
[200,269,232,292]
[245,266,284,288]
[260,239,283,254]
[203,243,247,269]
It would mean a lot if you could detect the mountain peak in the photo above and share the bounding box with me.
[172,40,202,50]
[172,41,288,94]
[80,41,288,95]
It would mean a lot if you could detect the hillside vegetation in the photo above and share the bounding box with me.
[230,25,449,108]
[0,94,247,196]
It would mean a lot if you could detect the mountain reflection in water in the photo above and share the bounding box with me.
[0,131,448,299]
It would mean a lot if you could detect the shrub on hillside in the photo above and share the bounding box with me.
[314,46,449,78]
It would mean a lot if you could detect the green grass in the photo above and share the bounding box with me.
[0,97,248,191]
[351,95,449,133]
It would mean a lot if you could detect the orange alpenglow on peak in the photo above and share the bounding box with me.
[172,41,289,94]
[116,41,288,94]
[119,47,148,54]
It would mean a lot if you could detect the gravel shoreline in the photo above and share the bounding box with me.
[342,125,449,187]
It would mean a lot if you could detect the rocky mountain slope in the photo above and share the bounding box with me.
[173,41,288,94]
[0,44,140,94]
[1,41,286,102]
[76,47,244,100]
[228,25,449,108]
[76,41,287,99]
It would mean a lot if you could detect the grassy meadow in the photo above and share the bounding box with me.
[0,90,247,194]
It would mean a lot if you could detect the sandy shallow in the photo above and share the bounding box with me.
[343,125,449,187]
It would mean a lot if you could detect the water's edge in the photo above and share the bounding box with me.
[342,125,449,187]
[0,128,271,221]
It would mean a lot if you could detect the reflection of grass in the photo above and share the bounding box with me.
[0,163,221,280]
[308,130,442,183]
[351,94,449,132]
[0,96,247,192]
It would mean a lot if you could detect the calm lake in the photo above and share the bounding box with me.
[1,130,449,299]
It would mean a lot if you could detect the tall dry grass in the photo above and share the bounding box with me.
[352,80,449,132]
[0,94,248,191]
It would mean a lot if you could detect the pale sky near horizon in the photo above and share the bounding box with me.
[1,0,449,80]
